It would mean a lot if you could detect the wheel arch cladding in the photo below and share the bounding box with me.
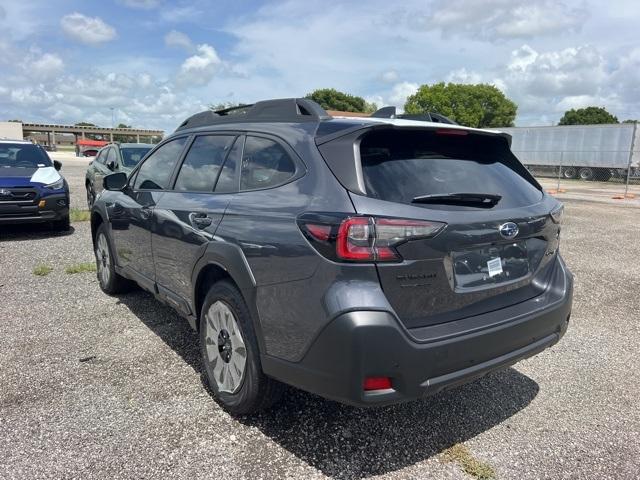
[194,263,233,325]
[91,211,104,244]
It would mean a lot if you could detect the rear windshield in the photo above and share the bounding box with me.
[0,143,52,169]
[121,147,152,168]
[359,130,542,209]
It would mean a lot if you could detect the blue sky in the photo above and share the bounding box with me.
[0,0,639,133]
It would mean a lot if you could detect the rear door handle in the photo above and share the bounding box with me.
[190,213,213,229]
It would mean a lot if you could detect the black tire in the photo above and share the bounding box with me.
[86,183,95,209]
[578,167,594,181]
[595,168,612,182]
[562,167,578,179]
[52,214,71,232]
[199,280,283,415]
[94,223,133,294]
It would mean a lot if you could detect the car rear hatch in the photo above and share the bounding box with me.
[317,125,562,329]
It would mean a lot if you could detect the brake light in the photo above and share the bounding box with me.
[298,214,445,263]
[436,128,468,136]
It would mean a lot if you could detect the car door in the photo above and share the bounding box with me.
[152,134,240,307]
[109,136,188,290]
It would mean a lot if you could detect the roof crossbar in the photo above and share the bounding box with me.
[176,98,331,131]
[370,106,458,125]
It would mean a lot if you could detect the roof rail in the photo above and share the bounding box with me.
[176,98,331,131]
[370,106,458,125]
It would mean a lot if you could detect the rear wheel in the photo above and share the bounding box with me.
[578,167,594,181]
[199,280,283,414]
[94,224,133,294]
[562,167,578,179]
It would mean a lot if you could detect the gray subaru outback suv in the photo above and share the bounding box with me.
[90,98,572,414]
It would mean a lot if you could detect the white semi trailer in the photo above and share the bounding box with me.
[495,123,639,181]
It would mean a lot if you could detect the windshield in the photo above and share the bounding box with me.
[121,147,152,168]
[0,143,52,169]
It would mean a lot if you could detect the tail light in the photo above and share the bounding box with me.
[298,213,445,262]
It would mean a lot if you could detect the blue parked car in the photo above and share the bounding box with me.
[0,140,70,231]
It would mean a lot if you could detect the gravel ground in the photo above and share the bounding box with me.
[0,162,639,479]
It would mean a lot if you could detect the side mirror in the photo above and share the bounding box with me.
[53,160,62,171]
[104,172,128,191]
[106,160,116,171]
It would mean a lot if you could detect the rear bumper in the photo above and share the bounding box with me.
[0,193,69,225]
[262,256,572,407]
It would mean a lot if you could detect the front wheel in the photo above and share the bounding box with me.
[94,224,133,294]
[52,214,70,232]
[199,280,283,414]
[86,184,95,209]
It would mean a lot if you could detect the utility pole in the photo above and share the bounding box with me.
[110,107,115,128]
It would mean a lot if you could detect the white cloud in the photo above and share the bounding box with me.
[388,81,419,106]
[117,0,160,9]
[29,53,64,79]
[164,30,192,50]
[379,70,399,83]
[60,13,117,45]
[421,0,589,41]
[446,68,483,84]
[178,44,222,85]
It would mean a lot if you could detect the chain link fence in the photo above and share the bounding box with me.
[500,123,640,205]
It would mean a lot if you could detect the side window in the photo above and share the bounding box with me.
[240,136,296,191]
[174,135,235,192]
[105,148,117,167]
[133,137,187,190]
[214,136,243,193]
[95,149,107,164]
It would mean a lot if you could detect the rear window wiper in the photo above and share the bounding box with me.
[411,192,502,207]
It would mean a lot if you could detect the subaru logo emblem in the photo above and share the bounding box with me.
[499,222,519,239]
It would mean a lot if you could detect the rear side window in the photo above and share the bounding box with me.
[134,137,187,190]
[174,135,235,192]
[240,136,296,191]
[359,130,542,209]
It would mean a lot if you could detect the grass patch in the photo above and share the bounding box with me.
[33,264,53,276]
[70,208,91,222]
[442,444,496,480]
[65,262,97,274]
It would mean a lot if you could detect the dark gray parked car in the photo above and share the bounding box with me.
[85,142,152,208]
[90,99,573,414]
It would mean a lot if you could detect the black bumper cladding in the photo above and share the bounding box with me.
[262,257,573,407]
[0,193,68,224]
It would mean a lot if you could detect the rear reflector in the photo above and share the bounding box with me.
[364,376,392,391]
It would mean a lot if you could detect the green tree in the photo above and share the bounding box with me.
[622,119,638,124]
[306,88,372,113]
[116,123,131,128]
[558,106,618,125]
[404,82,517,128]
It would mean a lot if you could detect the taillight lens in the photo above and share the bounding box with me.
[298,213,445,262]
